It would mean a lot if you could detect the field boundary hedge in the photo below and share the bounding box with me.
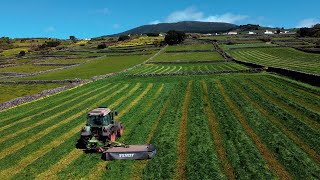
[126,68,263,77]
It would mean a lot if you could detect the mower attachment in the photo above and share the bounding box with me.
[102,144,156,160]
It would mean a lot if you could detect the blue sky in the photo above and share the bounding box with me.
[1,0,319,39]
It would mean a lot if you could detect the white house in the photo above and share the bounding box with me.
[264,30,274,35]
[248,31,256,35]
[227,31,238,35]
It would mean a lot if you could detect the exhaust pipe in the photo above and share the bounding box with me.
[102,144,156,160]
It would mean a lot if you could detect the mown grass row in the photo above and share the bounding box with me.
[127,62,247,75]
[223,78,320,179]
[229,47,320,74]
[150,51,224,63]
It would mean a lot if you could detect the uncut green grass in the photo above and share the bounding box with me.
[14,55,151,80]
[0,64,61,73]
[166,44,213,51]
[229,47,320,74]
[151,52,224,62]
[0,83,64,104]
[222,43,278,50]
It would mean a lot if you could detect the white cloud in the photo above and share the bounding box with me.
[149,20,161,25]
[44,26,56,33]
[297,18,320,28]
[152,7,248,24]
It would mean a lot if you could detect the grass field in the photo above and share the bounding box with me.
[166,44,213,51]
[0,73,319,179]
[151,52,224,62]
[14,55,152,80]
[228,47,320,74]
[1,48,29,57]
[222,43,278,50]
[0,64,61,73]
[109,36,164,48]
[127,62,248,75]
[0,83,65,103]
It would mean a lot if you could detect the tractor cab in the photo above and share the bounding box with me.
[87,107,117,127]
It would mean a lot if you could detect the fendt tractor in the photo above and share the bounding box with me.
[76,107,156,161]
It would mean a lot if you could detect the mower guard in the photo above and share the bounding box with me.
[102,144,156,160]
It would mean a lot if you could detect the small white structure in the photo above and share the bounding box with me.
[227,31,238,35]
[264,30,274,35]
[248,31,256,35]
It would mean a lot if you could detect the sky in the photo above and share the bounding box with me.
[1,0,319,39]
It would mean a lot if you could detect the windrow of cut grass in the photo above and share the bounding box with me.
[208,81,275,179]
[217,80,292,179]
[185,81,225,179]
[201,80,235,179]
[223,78,320,179]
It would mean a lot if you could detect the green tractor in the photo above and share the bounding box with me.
[76,107,123,152]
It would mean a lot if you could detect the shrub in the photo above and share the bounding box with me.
[97,44,107,49]
[118,35,130,41]
[164,30,186,45]
[146,33,159,37]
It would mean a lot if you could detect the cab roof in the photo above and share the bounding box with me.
[88,108,111,116]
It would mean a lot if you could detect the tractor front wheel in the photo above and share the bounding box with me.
[117,126,124,137]
[110,132,116,142]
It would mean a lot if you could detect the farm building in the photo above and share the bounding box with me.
[227,31,238,35]
[248,31,257,35]
[264,30,274,34]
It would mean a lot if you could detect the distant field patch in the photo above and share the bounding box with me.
[166,44,213,51]
[15,55,152,80]
[110,36,164,48]
[0,65,61,73]
[0,83,64,103]
[222,43,278,50]
[151,52,224,62]
[1,48,29,57]
[228,47,320,74]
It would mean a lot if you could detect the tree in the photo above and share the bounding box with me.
[97,44,107,49]
[316,40,320,48]
[70,36,77,43]
[276,29,281,34]
[164,30,186,45]
[18,50,26,57]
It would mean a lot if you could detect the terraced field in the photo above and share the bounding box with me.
[0,73,319,179]
[228,47,320,74]
[127,62,248,75]
[151,52,224,62]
